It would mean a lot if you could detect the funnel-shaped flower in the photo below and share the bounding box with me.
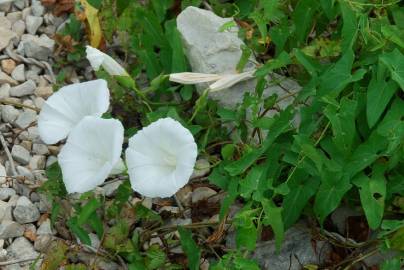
[58,116,124,193]
[168,71,255,91]
[125,118,197,198]
[38,79,110,145]
[209,70,255,92]
[169,72,221,84]
[86,46,128,76]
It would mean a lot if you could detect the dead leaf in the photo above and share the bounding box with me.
[42,0,74,16]
[80,0,103,48]
[206,216,226,244]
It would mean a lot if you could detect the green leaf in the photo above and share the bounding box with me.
[234,209,258,251]
[324,97,358,155]
[77,198,102,226]
[145,245,166,269]
[340,1,358,51]
[292,0,318,44]
[237,45,252,72]
[218,20,237,32]
[225,108,293,176]
[380,49,404,90]
[67,217,91,245]
[283,171,319,228]
[319,50,366,96]
[353,165,386,229]
[239,165,266,199]
[314,172,352,225]
[255,51,291,77]
[381,258,402,270]
[381,25,404,49]
[262,200,284,251]
[178,227,201,270]
[366,66,398,128]
[165,20,187,72]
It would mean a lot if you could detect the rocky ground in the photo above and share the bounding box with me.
[0,0,63,268]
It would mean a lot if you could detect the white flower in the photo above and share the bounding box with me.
[208,70,255,92]
[86,46,128,76]
[58,116,124,194]
[125,118,198,198]
[168,71,255,91]
[169,72,221,84]
[38,79,110,145]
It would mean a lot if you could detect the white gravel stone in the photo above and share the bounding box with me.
[32,143,49,155]
[0,16,11,29]
[13,196,40,223]
[31,0,44,16]
[0,84,10,98]
[16,165,34,180]
[14,110,36,128]
[0,188,16,201]
[0,164,6,185]
[10,79,36,97]
[0,221,24,238]
[29,155,45,170]
[6,11,22,24]
[34,234,52,252]
[21,34,54,60]
[1,105,19,123]
[25,15,42,34]
[11,145,30,165]
[0,26,16,50]
[0,71,18,85]
[6,236,39,259]
[12,19,25,36]
[34,86,52,98]
[0,200,13,221]
[13,0,26,10]
[11,64,25,82]
[36,219,52,235]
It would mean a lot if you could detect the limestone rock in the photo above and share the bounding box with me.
[13,196,40,223]
[0,221,24,239]
[11,145,30,165]
[6,237,39,259]
[0,27,16,51]
[10,79,36,97]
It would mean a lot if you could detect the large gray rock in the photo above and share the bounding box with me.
[227,225,331,270]
[6,237,39,259]
[21,34,54,60]
[11,145,30,165]
[0,221,24,239]
[176,7,300,110]
[13,196,40,223]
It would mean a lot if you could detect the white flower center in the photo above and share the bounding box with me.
[164,155,177,167]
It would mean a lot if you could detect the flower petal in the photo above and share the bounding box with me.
[125,117,197,198]
[38,79,110,144]
[86,46,128,76]
[209,70,255,92]
[58,116,124,193]
[169,72,221,84]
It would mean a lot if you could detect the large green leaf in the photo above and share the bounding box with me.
[380,49,404,90]
[292,0,318,44]
[367,66,398,128]
[283,170,319,228]
[340,1,358,51]
[353,165,386,229]
[225,108,293,176]
[314,172,352,224]
[178,227,201,270]
[262,200,284,251]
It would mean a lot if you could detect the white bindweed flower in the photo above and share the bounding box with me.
[58,116,124,194]
[125,118,198,198]
[86,46,128,76]
[208,70,255,92]
[169,72,221,84]
[168,71,255,91]
[38,79,110,145]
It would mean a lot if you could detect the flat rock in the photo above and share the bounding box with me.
[0,27,16,51]
[11,64,25,82]
[12,20,25,37]
[227,225,331,270]
[6,237,39,259]
[13,196,40,223]
[25,15,43,34]
[177,7,300,109]
[11,145,30,165]
[14,110,36,129]
[21,34,54,60]
[0,221,24,239]
[0,188,16,201]
[0,84,10,98]
[0,71,18,85]
[10,79,36,97]
[2,105,20,123]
